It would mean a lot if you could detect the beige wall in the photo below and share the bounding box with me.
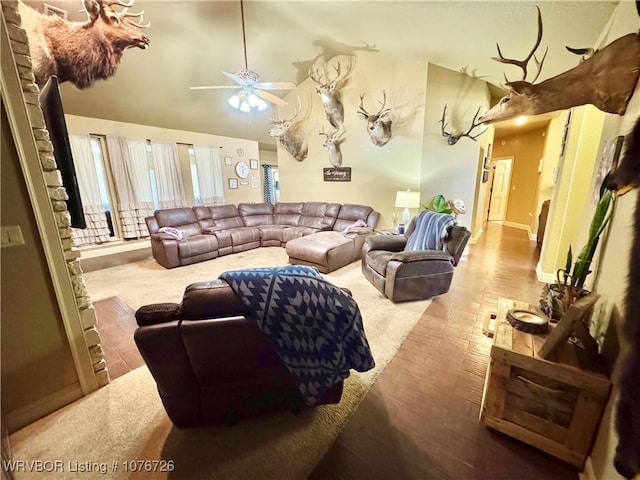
[537,113,566,220]
[277,56,490,231]
[492,127,546,232]
[277,55,427,229]
[421,64,491,231]
[64,115,264,206]
[538,105,606,278]
[1,103,81,432]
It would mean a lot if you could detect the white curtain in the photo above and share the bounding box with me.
[193,145,225,205]
[106,136,155,239]
[150,141,188,209]
[68,135,111,245]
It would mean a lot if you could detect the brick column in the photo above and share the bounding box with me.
[2,1,109,387]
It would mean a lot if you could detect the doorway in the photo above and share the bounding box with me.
[488,157,513,222]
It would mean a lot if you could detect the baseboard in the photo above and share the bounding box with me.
[5,383,82,433]
[536,262,556,284]
[503,221,533,240]
[469,226,483,245]
[579,457,596,480]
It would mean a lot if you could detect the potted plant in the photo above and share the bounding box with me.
[424,194,453,214]
[540,188,615,320]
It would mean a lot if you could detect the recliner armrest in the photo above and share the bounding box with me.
[136,303,182,326]
[150,233,179,242]
[365,234,407,252]
[389,250,453,263]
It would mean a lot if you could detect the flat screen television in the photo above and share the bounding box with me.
[39,76,86,229]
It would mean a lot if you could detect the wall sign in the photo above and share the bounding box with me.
[323,167,351,182]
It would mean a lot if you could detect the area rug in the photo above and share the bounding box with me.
[10,248,430,479]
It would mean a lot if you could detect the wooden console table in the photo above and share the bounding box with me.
[480,297,611,468]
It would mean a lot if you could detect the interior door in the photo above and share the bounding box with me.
[488,158,513,221]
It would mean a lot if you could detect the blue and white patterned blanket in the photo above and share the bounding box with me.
[405,210,456,251]
[219,265,375,406]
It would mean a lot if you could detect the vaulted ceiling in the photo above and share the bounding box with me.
[27,1,618,147]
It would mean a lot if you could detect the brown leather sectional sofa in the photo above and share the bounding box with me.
[145,202,380,269]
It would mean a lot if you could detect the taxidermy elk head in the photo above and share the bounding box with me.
[18,0,150,89]
[319,127,346,168]
[478,6,640,124]
[440,105,486,145]
[357,91,392,147]
[309,62,348,129]
[268,111,308,162]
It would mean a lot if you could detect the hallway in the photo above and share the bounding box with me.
[312,224,578,479]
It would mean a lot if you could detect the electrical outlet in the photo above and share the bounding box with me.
[1,226,25,247]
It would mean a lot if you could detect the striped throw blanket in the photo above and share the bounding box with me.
[405,210,456,251]
[219,265,375,406]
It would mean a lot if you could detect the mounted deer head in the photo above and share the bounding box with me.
[18,0,150,89]
[309,61,348,129]
[357,91,392,147]
[440,105,487,145]
[268,110,308,162]
[319,127,346,168]
[478,6,640,124]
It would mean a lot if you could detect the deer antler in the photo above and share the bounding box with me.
[440,105,487,145]
[493,6,547,83]
[101,0,150,28]
[358,93,370,117]
[459,106,488,141]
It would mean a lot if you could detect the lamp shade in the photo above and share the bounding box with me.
[395,190,421,209]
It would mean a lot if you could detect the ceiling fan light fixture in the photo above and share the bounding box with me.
[239,101,251,113]
[228,94,241,109]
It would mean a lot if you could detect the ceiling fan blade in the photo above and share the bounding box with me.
[189,85,241,90]
[256,89,288,107]
[254,81,296,90]
[222,70,246,84]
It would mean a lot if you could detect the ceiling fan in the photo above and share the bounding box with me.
[189,0,295,112]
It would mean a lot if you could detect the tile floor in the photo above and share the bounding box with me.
[310,223,579,480]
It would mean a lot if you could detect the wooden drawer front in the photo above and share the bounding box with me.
[504,367,579,443]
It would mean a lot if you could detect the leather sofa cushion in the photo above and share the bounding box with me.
[193,205,214,230]
[230,227,261,246]
[177,234,219,258]
[286,231,353,265]
[239,203,274,227]
[274,202,303,226]
[258,225,288,243]
[300,202,341,229]
[334,204,374,232]
[367,250,393,276]
[181,280,248,318]
[209,204,244,229]
[155,208,197,228]
[282,226,318,243]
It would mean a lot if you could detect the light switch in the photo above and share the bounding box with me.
[1,225,25,247]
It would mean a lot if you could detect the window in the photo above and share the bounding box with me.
[188,147,202,205]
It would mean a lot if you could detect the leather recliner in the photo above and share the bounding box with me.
[134,279,344,428]
[361,217,471,302]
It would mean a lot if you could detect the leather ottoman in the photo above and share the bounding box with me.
[286,231,366,273]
